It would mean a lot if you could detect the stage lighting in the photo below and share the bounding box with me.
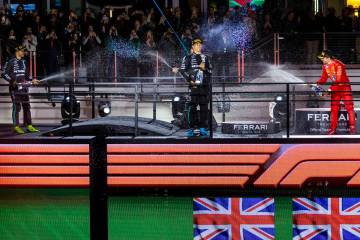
[98,101,111,117]
[172,95,187,118]
[61,94,80,124]
[269,95,288,128]
[275,95,284,102]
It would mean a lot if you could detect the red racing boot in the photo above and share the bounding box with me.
[328,129,336,135]
[350,126,356,135]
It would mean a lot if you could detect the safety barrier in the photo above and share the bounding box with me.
[1,139,360,240]
[107,143,279,187]
[1,140,360,189]
[0,143,89,187]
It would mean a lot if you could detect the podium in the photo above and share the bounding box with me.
[295,108,360,135]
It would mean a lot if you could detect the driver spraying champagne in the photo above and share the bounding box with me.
[2,45,40,134]
[179,38,212,137]
[316,50,356,135]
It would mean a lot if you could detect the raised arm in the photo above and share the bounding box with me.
[204,55,212,75]
[317,65,328,85]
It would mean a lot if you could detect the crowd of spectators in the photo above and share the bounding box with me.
[1,3,360,80]
[267,6,360,64]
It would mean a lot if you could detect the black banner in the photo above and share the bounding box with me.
[222,122,280,135]
[295,108,359,134]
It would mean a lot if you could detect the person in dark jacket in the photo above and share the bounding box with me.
[44,30,61,75]
[179,38,212,137]
[2,45,40,134]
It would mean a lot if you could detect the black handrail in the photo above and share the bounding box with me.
[0,79,359,138]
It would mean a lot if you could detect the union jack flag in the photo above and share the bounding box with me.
[193,198,275,240]
[293,198,360,239]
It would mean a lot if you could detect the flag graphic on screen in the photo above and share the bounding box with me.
[193,198,275,239]
[230,0,249,7]
[293,198,360,239]
[229,0,265,8]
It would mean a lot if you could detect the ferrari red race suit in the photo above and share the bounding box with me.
[317,59,356,134]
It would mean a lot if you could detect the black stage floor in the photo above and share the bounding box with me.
[0,124,359,141]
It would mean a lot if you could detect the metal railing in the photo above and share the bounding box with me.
[0,74,359,138]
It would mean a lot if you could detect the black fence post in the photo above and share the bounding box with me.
[90,137,108,240]
[69,82,73,136]
[91,81,96,119]
[222,81,226,123]
[152,80,157,121]
[135,85,139,136]
[286,83,290,138]
[209,77,213,138]
[0,39,2,70]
